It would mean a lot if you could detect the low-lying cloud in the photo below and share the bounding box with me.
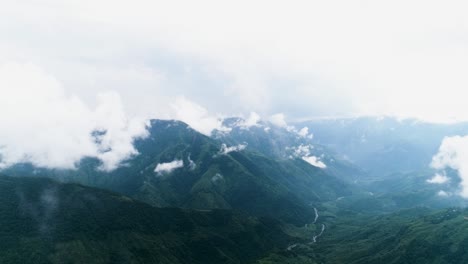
[302,156,327,169]
[437,190,452,197]
[427,173,450,184]
[431,135,468,198]
[268,113,314,138]
[288,144,326,169]
[17,185,59,234]
[269,113,288,128]
[154,159,184,175]
[0,63,148,171]
[215,143,247,157]
[211,173,224,184]
[187,154,196,171]
[297,127,311,138]
[235,112,261,129]
[171,97,230,136]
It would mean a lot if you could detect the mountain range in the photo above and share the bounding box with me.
[2,116,468,263]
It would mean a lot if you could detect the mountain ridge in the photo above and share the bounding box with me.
[2,119,352,225]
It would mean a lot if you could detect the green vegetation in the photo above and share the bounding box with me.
[4,120,350,225]
[30,194,466,264]
[4,118,468,263]
[0,175,299,264]
[313,207,468,264]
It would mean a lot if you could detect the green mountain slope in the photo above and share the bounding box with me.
[314,207,468,264]
[3,120,351,225]
[0,175,297,264]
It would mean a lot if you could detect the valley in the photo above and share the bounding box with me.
[4,1,468,262]
[1,116,468,263]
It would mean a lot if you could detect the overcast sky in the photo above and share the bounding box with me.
[2,0,468,169]
[2,0,468,122]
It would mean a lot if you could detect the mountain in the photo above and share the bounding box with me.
[331,169,468,214]
[214,117,368,184]
[314,207,468,264]
[3,118,468,263]
[296,117,468,177]
[0,174,298,264]
[2,120,352,225]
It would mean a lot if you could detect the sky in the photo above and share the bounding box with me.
[2,0,468,121]
[2,0,468,170]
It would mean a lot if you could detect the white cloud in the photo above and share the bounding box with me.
[269,113,288,128]
[187,154,196,170]
[437,190,451,197]
[154,159,183,175]
[0,62,147,171]
[4,0,468,185]
[288,144,326,169]
[215,143,247,156]
[236,112,261,129]
[290,144,313,158]
[171,97,230,136]
[3,1,468,122]
[431,135,468,198]
[268,113,308,136]
[92,93,149,171]
[427,173,450,184]
[302,156,327,169]
[298,127,310,138]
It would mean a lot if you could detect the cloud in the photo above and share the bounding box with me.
[17,185,59,234]
[187,154,196,170]
[267,113,309,137]
[171,97,230,136]
[302,156,327,169]
[92,93,149,171]
[437,190,451,197]
[236,112,261,129]
[215,143,247,157]
[154,159,183,175]
[298,127,312,138]
[427,173,450,184]
[431,135,468,198]
[4,1,468,122]
[288,144,326,169]
[269,113,288,128]
[211,173,224,184]
[290,144,314,158]
[0,62,147,171]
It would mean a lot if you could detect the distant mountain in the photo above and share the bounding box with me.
[333,170,468,214]
[3,120,352,225]
[214,117,368,184]
[213,116,468,213]
[296,117,468,177]
[0,175,297,264]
